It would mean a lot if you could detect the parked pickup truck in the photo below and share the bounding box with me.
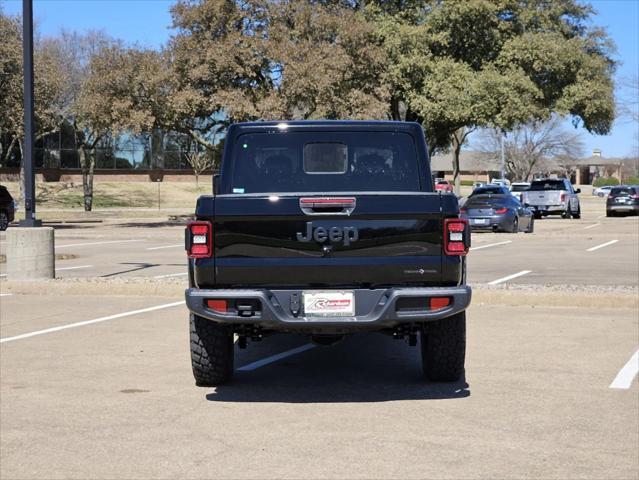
[522,178,581,219]
[185,121,471,386]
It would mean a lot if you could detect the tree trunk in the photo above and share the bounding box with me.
[451,129,464,196]
[79,147,95,211]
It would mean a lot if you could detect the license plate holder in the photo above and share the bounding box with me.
[471,218,488,225]
[303,291,355,317]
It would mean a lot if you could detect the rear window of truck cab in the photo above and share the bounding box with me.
[529,180,566,191]
[230,132,421,193]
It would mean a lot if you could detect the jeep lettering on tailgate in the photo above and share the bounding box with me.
[296,221,359,246]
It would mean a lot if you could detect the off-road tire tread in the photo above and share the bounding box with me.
[0,211,8,231]
[190,314,234,386]
[421,311,466,382]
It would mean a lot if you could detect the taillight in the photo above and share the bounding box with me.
[631,194,639,200]
[186,221,213,258]
[444,218,470,256]
[560,193,566,202]
[494,207,508,214]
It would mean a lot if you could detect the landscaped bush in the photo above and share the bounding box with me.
[625,176,639,185]
[593,177,620,187]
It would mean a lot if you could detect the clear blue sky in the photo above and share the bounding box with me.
[2,0,638,158]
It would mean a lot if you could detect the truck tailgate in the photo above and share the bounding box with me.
[195,193,449,288]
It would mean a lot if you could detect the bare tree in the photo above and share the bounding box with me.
[184,151,214,187]
[476,117,584,182]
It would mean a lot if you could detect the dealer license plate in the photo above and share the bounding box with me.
[471,218,488,225]
[303,291,355,317]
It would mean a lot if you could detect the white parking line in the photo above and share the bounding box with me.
[56,265,93,272]
[56,239,143,248]
[146,244,183,251]
[0,265,93,277]
[609,349,639,390]
[583,223,601,230]
[0,293,13,297]
[0,301,185,344]
[488,270,532,285]
[237,344,316,371]
[587,240,619,252]
[154,272,188,279]
[470,240,512,251]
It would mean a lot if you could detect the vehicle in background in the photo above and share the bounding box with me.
[0,185,16,231]
[593,185,613,197]
[469,184,510,197]
[461,194,534,233]
[435,179,454,193]
[490,178,510,188]
[606,185,639,216]
[472,181,486,189]
[522,178,581,219]
[510,182,531,202]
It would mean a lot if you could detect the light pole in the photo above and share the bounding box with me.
[6,0,55,280]
[19,0,40,227]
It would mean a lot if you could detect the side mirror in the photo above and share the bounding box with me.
[213,173,220,196]
[575,188,581,194]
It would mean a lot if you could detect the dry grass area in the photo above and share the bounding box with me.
[1,181,210,211]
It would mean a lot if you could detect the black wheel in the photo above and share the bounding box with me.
[561,209,571,219]
[606,210,613,217]
[533,212,542,220]
[0,211,8,231]
[420,311,466,382]
[572,205,581,219]
[510,217,519,233]
[190,314,234,387]
[525,217,534,233]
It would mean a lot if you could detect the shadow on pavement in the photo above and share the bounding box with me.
[206,333,471,403]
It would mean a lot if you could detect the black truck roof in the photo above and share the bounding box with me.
[227,120,425,135]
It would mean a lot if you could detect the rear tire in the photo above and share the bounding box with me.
[606,210,613,217]
[561,209,571,219]
[190,314,234,387]
[533,212,542,220]
[0,211,8,231]
[510,217,519,233]
[420,311,466,382]
[525,217,534,233]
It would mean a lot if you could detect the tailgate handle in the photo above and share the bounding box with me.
[299,197,356,216]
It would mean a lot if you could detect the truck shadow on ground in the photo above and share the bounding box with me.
[206,333,470,403]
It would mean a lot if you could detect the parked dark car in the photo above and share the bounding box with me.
[606,185,639,216]
[461,194,534,233]
[0,185,16,231]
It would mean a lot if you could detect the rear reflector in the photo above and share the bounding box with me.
[429,297,450,310]
[494,207,508,214]
[186,221,213,258]
[206,299,227,312]
[444,218,470,256]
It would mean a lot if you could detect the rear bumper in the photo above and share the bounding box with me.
[608,204,639,212]
[528,204,565,213]
[185,286,471,332]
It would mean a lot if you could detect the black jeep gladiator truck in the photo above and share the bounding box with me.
[185,121,471,386]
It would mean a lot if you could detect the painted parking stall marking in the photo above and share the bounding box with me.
[587,240,619,252]
[237,344,316,371]
[56,239,143,248]
[488,270,532,285]
[0,301,185,344]
[583,223,600,230]
[146,244,184,251]
[609,349,639,390]
[470,240,512,251]
[1,265,93,277]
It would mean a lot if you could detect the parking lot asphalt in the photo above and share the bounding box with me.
[1,194,638,479]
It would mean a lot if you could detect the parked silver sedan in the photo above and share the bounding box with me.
[461,194,534,233]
